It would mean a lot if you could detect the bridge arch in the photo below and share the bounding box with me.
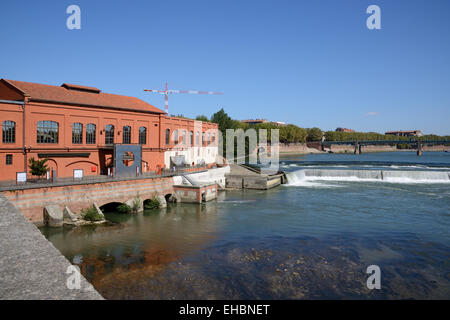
[99,202,123,213]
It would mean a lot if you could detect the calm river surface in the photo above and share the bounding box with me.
[40,152,450,299]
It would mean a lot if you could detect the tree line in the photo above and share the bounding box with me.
[197,108,449,144]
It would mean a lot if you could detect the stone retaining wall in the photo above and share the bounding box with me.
[2,177,175,223]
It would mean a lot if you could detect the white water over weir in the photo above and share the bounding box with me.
[286,169,450,185]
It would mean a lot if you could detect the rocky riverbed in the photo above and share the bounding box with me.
[82,234,449,300]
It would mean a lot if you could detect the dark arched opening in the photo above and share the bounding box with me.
[99,202,123,213]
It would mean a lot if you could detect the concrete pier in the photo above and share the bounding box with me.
[0,194,103,300]
[417,141,423,156]
[225,164,285,190]
[354,141,361,155]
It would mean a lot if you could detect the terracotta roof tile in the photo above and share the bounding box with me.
[1,79,164,114]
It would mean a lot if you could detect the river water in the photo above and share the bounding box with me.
[40,152,450,299]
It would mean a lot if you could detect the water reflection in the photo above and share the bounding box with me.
[41,202,220,290]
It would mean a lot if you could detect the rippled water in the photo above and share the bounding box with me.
[40,152,450,299]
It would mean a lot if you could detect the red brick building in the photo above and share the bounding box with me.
[335,127,355,133]
[0,79,218,182]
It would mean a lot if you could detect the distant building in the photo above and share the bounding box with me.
[336,127,355,133]
[270,121,286,126]
[385,130,423,137]
[241,119,287,126]
[241,119,268,125]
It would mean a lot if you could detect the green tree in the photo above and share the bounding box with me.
[195,115,209,122]
[306,127,323,142]
[211,108,234,131]
[28,157,49,178]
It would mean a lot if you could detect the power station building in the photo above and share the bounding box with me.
[0,79,219,182]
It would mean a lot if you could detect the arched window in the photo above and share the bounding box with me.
[174,130,179,144]
[123,125,131,144]
[2,121,15,143]
[202,132,205,145]
[207,133,210,145]
[105,124,114,144]
[212,133,215,144]
[72,123,83,144]
[165,129,170,145]
[86,124,96,144]
[190,131,194,146]
[139,126,147,145]
[37,121,59,144]
[196,131,200,146]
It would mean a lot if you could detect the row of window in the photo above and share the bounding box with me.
[2,121,147,145]
[2,120,216,146]
[164,129,216,146]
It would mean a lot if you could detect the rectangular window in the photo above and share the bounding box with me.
[37,121,59,144]
[139,127,147,145]
[6,154,12,165]
[72,123,83,144]
[2,121,16,143]
[105,125,114,145]
[123,126,131,144]
[86,124,96,144]
[165,129,170,145]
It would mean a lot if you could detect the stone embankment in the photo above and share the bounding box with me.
[325,144,397,153]
[279,142,449,154]
[279,142,323,154]
[0,193,103,300]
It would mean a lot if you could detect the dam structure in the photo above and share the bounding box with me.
[286,168,450,185]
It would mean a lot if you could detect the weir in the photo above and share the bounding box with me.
[286,169,450,184]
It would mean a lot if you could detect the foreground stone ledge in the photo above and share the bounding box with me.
[0,194,103,300]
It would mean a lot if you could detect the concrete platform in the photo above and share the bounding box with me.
[225,164,285,190]
[0,194,103,300]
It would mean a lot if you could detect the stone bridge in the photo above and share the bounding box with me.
[2,176,176,222]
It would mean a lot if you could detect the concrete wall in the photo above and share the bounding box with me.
[225,174,282,190]
[178,166,230,188]
[260,142,322,155]
[164,146,219,168]
[423,145,450,152]
[173,184,217,203]
[2,177,175,222]
[327,144,397,153]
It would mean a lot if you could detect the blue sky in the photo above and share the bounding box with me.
[0,0,449,135]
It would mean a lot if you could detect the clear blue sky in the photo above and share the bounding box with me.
[1,0,449,135]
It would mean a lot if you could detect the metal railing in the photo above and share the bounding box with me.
[0,164,213,192]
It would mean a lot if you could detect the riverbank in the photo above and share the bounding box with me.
[279,142,450,155]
